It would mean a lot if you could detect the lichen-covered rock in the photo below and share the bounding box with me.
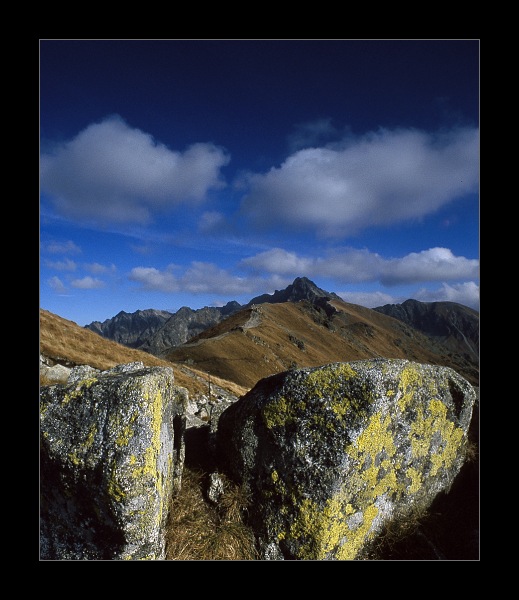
[67,364,100,384]
[40,363,187,560]
[216,359,475,560]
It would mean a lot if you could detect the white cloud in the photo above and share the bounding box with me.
[44,240,81,254]
[414,281,480,310]
[241,126,479,237]
[241,248,313,275]
[129,262,288,297]
[198,211,227,233]
[71,276,105,289]
[40,115,230,225]
[337,290,397,308]
[241,246,478,286]
[44,258,77,271]
[181,262,249,295]
[338,282,479,311]
[380,247,479,285]
[47,276,67,293]
[129,266,179,292]
[84,262,116,275]
[127,254,479,311]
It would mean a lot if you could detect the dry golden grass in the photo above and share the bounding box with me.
[355,504,431,560]
[165,300,478,390]
[39,308,248,399]
[165,467,258,561]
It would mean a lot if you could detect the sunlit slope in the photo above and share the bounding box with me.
[39,308,248,398]
[163,299,478,390]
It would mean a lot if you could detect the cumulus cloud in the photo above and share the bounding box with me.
[380,247,479,285]
[241,126,479,237]
[337,290,398,308]
[414,281,479,310]
[84,262,116,275]
[129,266,179,292]
[71,276,105,289]
[44,258,77,271]
[198,211,227,233]
[338,282,479,311]
[40,115,230,225]
[181,262,250,295]
[48,276,67,293]
[241,248,314,275]
[129,262,288,297]
[126,250,479,310]
[44,240,81,254]
[241,246,478,286]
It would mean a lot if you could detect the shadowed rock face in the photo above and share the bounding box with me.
[374,299,479,360]
[246,276,342,306]
[40,363,187,560]
[85,309,173,348]
[216,359,475,560]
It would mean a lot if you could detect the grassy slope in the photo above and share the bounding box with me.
[39,308,248,399]
[164,299,478,389]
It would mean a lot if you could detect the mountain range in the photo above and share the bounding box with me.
[83,277,479,390]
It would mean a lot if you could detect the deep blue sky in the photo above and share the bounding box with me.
[40,39,479,326]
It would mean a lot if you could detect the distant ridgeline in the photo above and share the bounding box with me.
[83,277,479,387]
[83,277,338,353]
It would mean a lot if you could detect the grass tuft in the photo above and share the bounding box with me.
[165,467,259,561]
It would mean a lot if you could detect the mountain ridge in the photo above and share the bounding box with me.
[85,277,479,366]
[373,298,479,360]
[163,296,479,389]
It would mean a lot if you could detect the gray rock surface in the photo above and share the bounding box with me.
[40,354,72,383]
[67,364,101,384]
[216,358,475,560]
[40,363,187,560]
[85,309,173,348]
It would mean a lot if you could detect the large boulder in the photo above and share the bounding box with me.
[40,363,187,560]
[216,359,475,560]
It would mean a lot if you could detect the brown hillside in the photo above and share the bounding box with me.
[164,299,479,390]
[39,309,248,399]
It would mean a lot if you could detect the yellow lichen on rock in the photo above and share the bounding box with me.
[304,363,357,399]
[262,395,302,429]
[409,398,465,478]
[397,365,423,412]
[286,491,377,560]
[61,377,98,405]
[216,359,475,561]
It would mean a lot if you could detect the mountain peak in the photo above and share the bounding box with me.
[246,277,341,306]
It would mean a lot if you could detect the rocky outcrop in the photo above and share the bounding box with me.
[246,276,342,307]
[85,309,173,348]
[216,359,475,560]
[143,302,242,355]
[40,363,187,560]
